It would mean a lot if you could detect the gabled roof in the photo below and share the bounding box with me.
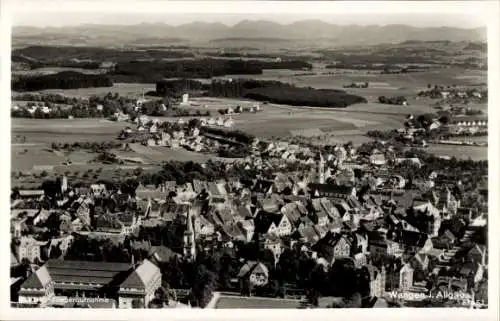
[254,211,284,233]
[236,205,253,220]
[237,261,269,278]
[281,202,302,224]
[215,207,234,225]
[150,246,179,263]
[22,260,133,289]
[221,224,246,241]
[131,240,151,252]
[258,198,280,213]
[391,190,421,209]
[308,183,355,196]
[397,230,429,248]
[11,252,19,266]
[120,259,159,289]
[252,179,274,194]
[192,179,207,194]
[312,233,351,263]
[21,265,52,289]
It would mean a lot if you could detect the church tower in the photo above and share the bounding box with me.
[316,152,325,184]
[183,208,196,261]
[61,175,68,194]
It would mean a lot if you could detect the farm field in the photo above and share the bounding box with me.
[12,83,156,99]
[215,296,301,309]
[10,66,489,173]
[10,117,234,178]
[12,67,105,76]
[188,97,407,138]
[11,118,126,143]
[424,144,487,161]
[218,67,486,92]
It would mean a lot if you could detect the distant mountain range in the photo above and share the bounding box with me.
[12,20,487,47]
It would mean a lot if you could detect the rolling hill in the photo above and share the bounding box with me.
[12,20,487,48]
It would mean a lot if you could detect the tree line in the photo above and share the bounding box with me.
[12,71,113,91]
[203,79,367,108]
[111,59,312,83]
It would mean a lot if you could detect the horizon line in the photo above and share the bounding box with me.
[12,19,487,30]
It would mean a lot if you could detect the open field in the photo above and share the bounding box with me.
[12,67,104,77]
[424,144,487,161]
[12,83,156,99]
[189,97,407,139]
[215,296,301,309]
[11,118,125,143]
[10,65,488,173]
[217,67,487,101]
[10,117,236,177]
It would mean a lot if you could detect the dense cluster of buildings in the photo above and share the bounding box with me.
[10,133,488,308]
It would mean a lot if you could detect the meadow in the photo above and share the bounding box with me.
[424,144,487,161]
[215,296,301,309]
[10,66,488,175]
[12,83,156,99]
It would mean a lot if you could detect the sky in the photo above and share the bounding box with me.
[12,13,485,29]
[9,1,487,28]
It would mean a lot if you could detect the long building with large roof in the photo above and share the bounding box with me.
[17,259,161,308]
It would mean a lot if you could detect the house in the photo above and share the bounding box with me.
[366,264,386,298]
[409,253,430,273]
[431,230,456,250]
[11,215,29,238]
[428,120,441,130]
[238,261,269,288]
[118,260,162,309]
[149,246,181,267]
[467,244,487,266]
[369,154,387,166]
[294,225,321,244]
[18,260,133,306]
[261,234,284,264]
[194,215,216,238]
[237,219,255,242]
[223,117,234,128]
[396,230,433,254]
[310,199,330,226]
[450,116,488,128]
[254,211,292,237]
[399,263,414,291]
[17,265,54,306]
[18,190,45,200]
[312,233,352,266]
[90,184,106,196]
[280,202,305,228]
[395,158,422,168]
[16,236,46,263]
[206,182,228,202]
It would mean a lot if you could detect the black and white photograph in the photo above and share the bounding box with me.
[1,0,498,318]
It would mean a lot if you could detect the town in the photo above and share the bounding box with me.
[10,105,488,308]
[9,12,489,311]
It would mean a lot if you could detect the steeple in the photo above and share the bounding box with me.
[61,175,68,194]
[183,208,196,261]
[315,151,325,184]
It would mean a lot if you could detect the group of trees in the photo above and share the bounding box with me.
[112,59,312,83]
[217,145,252,158]
[12,45,195,69]
[12,92,178,119]
[156,79,207,97]
[378,96,408,105]
[12,71,113,91]
[207,79,367,108]
[51,141,123,153]
[201,127,255,144]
